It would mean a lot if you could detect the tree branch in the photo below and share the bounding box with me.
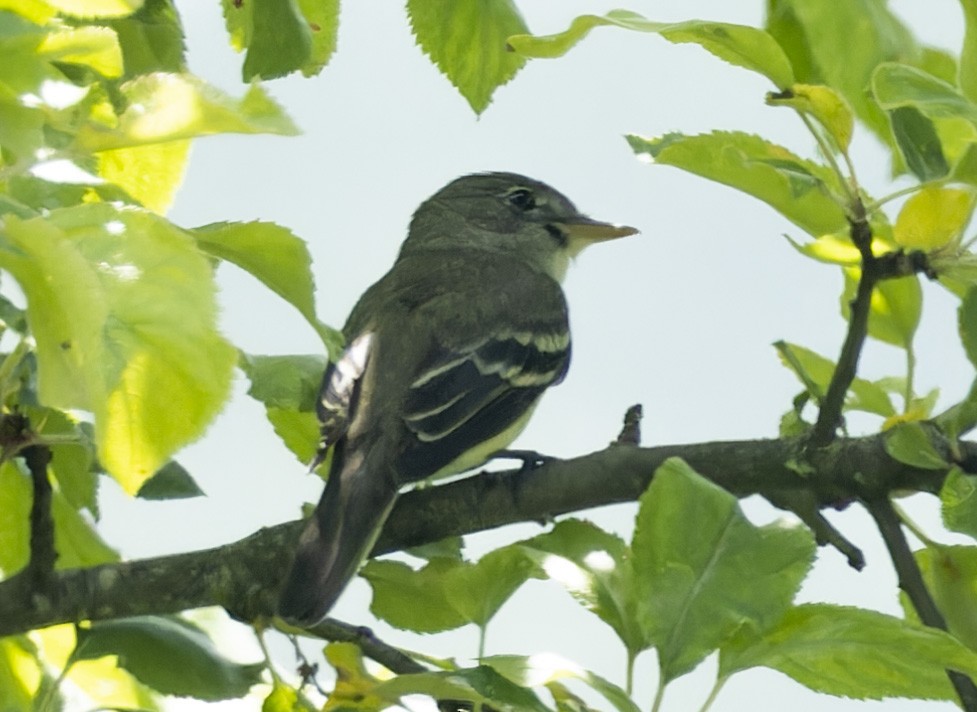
[0,434,971,638]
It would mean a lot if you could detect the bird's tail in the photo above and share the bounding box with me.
[277,454,399,626]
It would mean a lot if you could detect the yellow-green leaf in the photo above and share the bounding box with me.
[627,131,846,236]
[97,139,191,213]
[894,186,976,250]
[75,73,299,152]
[509,11,794,88]
[767,83,854,150]
[43,0,143,18]
[37,25,123,77]
[0,206,236,492]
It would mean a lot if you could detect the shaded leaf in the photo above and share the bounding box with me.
[634,458,815,682]
[842,270,922,350]
[136,460,204,500]
[722,603,977,701]
[74,616,264,701]
[883,422,949,469]
[888,106,949,182]
[942,467,977,539]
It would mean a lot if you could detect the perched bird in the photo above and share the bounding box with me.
[278,172,637,625]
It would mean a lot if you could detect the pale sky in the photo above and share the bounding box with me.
[96,2,969,710]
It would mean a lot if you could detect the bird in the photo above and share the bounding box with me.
[277,171,637,626]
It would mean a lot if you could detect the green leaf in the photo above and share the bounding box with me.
[361,558,470,633]
[362,545,538,631]
[626,131,847,236]
[888,106,949,182]
[266,407,319,465]
[483,654,640,712]
[766,83,853,150]
[883,423,949,469]
[74,616,264,701]
[722,603,977,700]
[296,0,339,76]
[911,546,977,650]
[521,519,646,657]
[960,286,977,368]
[193,222,337,349]
[105,0,187,78]
[37,24,123,76]
[24,405,98,514]
[241,353,325,412]
[75,73,300,152]
[0,637,44,710]
[136,460,205,500]
[379,665,551,712]
[766,1,921,157]
[894,186,975,250]
[842,270,922,349]
[509,11,794,88]
[407,0,527,114]
[774,341,896,417]
[942,467,977,539]
[873,63,977,126]
[963,0,977,103]
[241,0,312,81]
[633,458,816,682]
[0,460,118,575]
[442,546,540,628]
[97,139,191,213]
[0,205,237,493]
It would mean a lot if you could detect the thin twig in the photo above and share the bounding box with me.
[809,211,876,447]
[865,496,977,711]
[24,443,56,586]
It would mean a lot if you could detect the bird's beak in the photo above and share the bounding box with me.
[555,216,639,243]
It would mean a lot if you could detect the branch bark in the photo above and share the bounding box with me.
[0,433,969,638]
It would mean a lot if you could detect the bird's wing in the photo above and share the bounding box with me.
[309,332,374,471]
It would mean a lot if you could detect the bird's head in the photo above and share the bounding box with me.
[402,172,638,281]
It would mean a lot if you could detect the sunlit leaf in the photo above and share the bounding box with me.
[509,11,794,88]
[894,186,975,250]
[0,206,236,493]
[484,654,640,712]
[407,0,527,114]
[767,83,853,150]
[75,73,299,152]
[626,131,846,236]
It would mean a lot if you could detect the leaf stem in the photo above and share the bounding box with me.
[797,114,857,207]
[626,648,635,696]
[651,675,666,712]
[697,676,727,712]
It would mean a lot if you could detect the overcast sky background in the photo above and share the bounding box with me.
[95,1,970,710]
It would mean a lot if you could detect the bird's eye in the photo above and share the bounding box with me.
[505,188,536,211]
